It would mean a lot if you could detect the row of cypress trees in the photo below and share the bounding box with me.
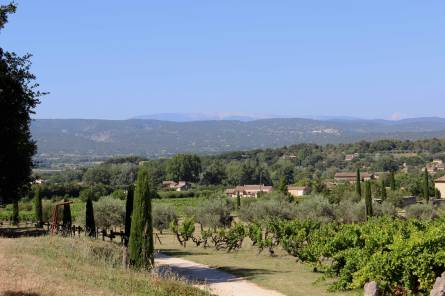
[83,167,154,269]
[31,166,155,269]
[355,168,442,221]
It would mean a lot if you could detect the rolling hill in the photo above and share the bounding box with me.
[31,117,445,157]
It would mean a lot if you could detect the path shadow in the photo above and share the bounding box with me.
[218,266,278,280]
[2,292,41,296]
[157,263,275,284]
[159,249,209,256]
[0,227,47,238]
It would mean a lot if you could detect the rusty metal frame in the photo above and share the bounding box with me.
[50,201,73,234]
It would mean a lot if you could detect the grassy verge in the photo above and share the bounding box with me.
[0,235,207,296]
[156,233,360,296]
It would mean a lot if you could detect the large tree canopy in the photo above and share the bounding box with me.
[166,153,202,182]
[0,3,43,204]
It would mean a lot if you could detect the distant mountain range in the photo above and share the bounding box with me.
[31,117,445,157]
[132,112,283,122]
[132,112,361,122]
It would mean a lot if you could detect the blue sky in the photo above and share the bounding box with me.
[2,1,445,120]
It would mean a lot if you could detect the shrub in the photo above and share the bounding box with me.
[238,198,297,222]
[334,199,366,223]
[111,189,126,200]
[153,204,177,233]
[187,197,233,228]
[296,195,335,223]
[158,190,195,199]
[379,200,397,217]
[406,203,435,220]
[76,196,125,228]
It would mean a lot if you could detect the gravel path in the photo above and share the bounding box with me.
[155,253,286,296]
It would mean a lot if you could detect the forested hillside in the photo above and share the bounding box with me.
[31,117,445,157]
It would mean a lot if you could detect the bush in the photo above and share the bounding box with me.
[238,198,297,222]
[76,196,125,228]
[334,199,366,223]
[379,200,398,217]
[187,197,233,228]
[406,203,436,220]
[158,190,195,199]
[296,195,335,223]
[111,189,127,200]
[153,204,177,233]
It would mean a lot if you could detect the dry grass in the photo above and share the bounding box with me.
[0,235,207,296]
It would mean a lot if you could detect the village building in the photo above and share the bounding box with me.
[162,180,191,191]
[425,160,445,174]
[287,186,309,197]
[345,153,359,161]
[435,176,445,198]
[224,184,273,198]
[334,172,375,183]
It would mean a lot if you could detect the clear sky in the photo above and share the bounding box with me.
[2,1,445,120]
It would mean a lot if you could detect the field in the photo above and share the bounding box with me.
[0,234,206,296]
[155,232,359,296]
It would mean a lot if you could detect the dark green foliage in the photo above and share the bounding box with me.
[85,197,96,237]
[62,199,72,228]
[11,200,19,225]
[380,179,387,200]
[389,171,396,191]
[364,181,373,218]
[236,192,241,210]
[201,160,226,185]
[166,154,201,182]
[129,167,154,269]
[34,182,82,199]
[423,168,429,203]
[124,185,134,245]
[252,217,445,294]
[435,188,441,199]
[79,184,112,202]
[0,3,16,29]
[277,176,288,195]
[0,4,44,205]
[34,186,43,227]
[355,168,361,197]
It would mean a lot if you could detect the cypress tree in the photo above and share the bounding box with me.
[355,168,362,197]
[435,188,442,199]
[124,185,134,246]
[129,167,154,269]
[11,200,19,225]
[389,171,396,191]
[62,199,72,229]
[34,186,43,227]
[85,197,96,237]
[364,181,373,218]
[423,168,429,203]
[381,179,387,201]
[236,191,241,210]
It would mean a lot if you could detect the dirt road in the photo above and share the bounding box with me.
[156,253,286,296]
